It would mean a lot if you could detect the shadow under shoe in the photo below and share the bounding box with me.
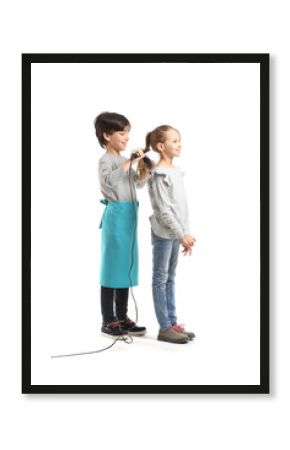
[158,327,189,344]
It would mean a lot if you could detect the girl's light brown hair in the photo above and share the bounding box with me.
[137,125,178,180]
[145,125,179,153]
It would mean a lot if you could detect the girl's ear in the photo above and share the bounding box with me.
[157,142,164,153]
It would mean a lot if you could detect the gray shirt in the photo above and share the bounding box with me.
[148,166,191,240]
[98,152,147,202]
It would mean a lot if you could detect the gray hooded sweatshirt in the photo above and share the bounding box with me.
[148,166,191,240]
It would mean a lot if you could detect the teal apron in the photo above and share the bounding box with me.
[99,199,139,288]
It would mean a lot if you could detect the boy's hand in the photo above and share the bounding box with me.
[137,158,155,180]
[130,148,145,163]
[143,156,155,171]
[122,149,146,173]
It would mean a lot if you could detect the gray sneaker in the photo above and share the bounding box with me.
[158,327,189,344]
[172,324,195,340]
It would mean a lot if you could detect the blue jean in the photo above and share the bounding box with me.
[151,230,180,329]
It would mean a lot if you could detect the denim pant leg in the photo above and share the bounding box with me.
[166,238,180,326]
[152,231,174,330]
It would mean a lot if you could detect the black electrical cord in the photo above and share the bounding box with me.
[51,335,133,359]
[51,157,140,359]
[127,152,153,325]
[128,158,139,324]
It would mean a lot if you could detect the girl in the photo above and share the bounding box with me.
[144,125,196,344]
[94,112,152,338]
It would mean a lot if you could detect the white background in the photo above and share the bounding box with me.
[1,0,289,449]
[31,62,260,385]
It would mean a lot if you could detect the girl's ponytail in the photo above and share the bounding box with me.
[137,131,152,181]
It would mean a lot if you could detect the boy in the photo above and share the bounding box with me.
[94,111,150,338]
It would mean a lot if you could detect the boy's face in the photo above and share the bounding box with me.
[104,126,130,152]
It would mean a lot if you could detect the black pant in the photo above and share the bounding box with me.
[101,286,129,324]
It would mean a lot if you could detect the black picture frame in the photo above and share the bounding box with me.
[22,53,269,394]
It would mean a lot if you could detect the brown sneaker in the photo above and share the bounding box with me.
[157,327,189,344]
[172,324,195,340]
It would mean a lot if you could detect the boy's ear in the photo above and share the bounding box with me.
[103,132,110,143]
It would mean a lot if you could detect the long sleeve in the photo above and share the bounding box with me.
[183,215,191,235]
[98,157,127,189]
[98,153,139,202]
[149,174,184,239]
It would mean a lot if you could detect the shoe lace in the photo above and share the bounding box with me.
[106,321,121,329]
[172,324,185,333]
[120,317,134,326]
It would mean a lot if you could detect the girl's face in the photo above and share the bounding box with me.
[159,129,181,158]
[104,126,130,152]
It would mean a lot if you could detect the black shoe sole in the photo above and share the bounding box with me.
[128,330,147,336]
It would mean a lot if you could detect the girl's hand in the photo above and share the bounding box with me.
[180,236,195,247]
[182,245,192,256]
[180,235,197,255]
[183,235,197,246]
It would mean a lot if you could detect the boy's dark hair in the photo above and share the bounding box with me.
[94,112,131,148]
